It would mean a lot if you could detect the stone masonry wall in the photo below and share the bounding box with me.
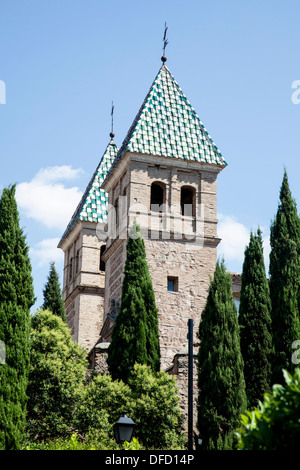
[62,223,106,353]
[100,155,221,370]
[103,241,126,322]
[144,238,216,370]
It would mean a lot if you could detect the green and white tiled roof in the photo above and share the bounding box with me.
[106,64,226,180]
[58,139,119,245]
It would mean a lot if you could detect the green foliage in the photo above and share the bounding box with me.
[269,170,300,384]
[205,430,236,450]
[107,222,160,383]
[77,364,185,450]
[25,432,143,450]
[25,307,183,449]
[127,364,185,449]
[239,229,272,408]
[26,309,88,440]
[0,185,35,311]
[76,373,131,432]
[197,259,247,450]
[25,430,117,450]
[25,433,89,450]
[122,437,143,450]
[237,368,300,450]
[0,185,35,449]
[42,262,66,322]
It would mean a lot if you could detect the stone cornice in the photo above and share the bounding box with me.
[102,150,226,193]
[130,152,226,174]
[64,284,105,306]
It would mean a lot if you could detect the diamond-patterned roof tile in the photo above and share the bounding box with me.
[58,139,119,245]
[106,64,226,180]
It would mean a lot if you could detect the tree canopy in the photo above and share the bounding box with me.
[239,229,272,408]
[107,222,160,383]
[197,259,247,449]
[42,262,66,322]
[0,185,35,450]
[269,169,300,384]
[26,309,88,440]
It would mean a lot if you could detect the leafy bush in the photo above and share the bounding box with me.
[127,364,186,449]
[76,364,185,450]
[76,373,131,432]
[25,433,89,450]
[26,311,185,449]
[26,309,88,440]
[236,368,300,450]
[25,433,143,450]
[123,437,143,450]
[25,431,117,450]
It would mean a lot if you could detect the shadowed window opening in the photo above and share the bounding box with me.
[100,244,106,272]
[151,182,165,212]
[181,186,195,216]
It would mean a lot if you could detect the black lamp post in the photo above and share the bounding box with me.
[113,412,136,444]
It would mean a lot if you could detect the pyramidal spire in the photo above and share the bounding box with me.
[58,125,119,245]
[105,63,226,182]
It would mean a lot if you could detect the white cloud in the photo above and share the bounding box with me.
[218,214,250,267]
[30,238,64,267]
[218,214,271,274]
[32,166,84,184]
[16,165,84,230]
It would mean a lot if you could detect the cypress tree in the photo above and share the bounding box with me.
[107,222,160,383]
[0,185,35,449]
[42,262,66,322]
[269,169,300,384]
[239,229,272,408]
[197,259,246,450]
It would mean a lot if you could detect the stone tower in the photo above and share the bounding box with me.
[58,137,119,352]
[97,62,227,369]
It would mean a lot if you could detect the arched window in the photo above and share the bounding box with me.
[150,182,165,212]
[114,198,119,226]
[120,189,127,221]
[181,186,195,216]
[100,244,106,272]
[75,249,80,273]
[69,258,73,282]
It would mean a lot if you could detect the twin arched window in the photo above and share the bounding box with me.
[150,182,195,215]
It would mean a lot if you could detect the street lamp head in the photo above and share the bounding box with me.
[113,411,136,444]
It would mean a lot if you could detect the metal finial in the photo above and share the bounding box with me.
[161,22,168,63]
[110,101,115,139]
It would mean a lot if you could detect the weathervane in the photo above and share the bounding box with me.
[110,101,115,139]
[161,22,168,63]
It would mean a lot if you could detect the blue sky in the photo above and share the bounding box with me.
[1,0,300,310]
